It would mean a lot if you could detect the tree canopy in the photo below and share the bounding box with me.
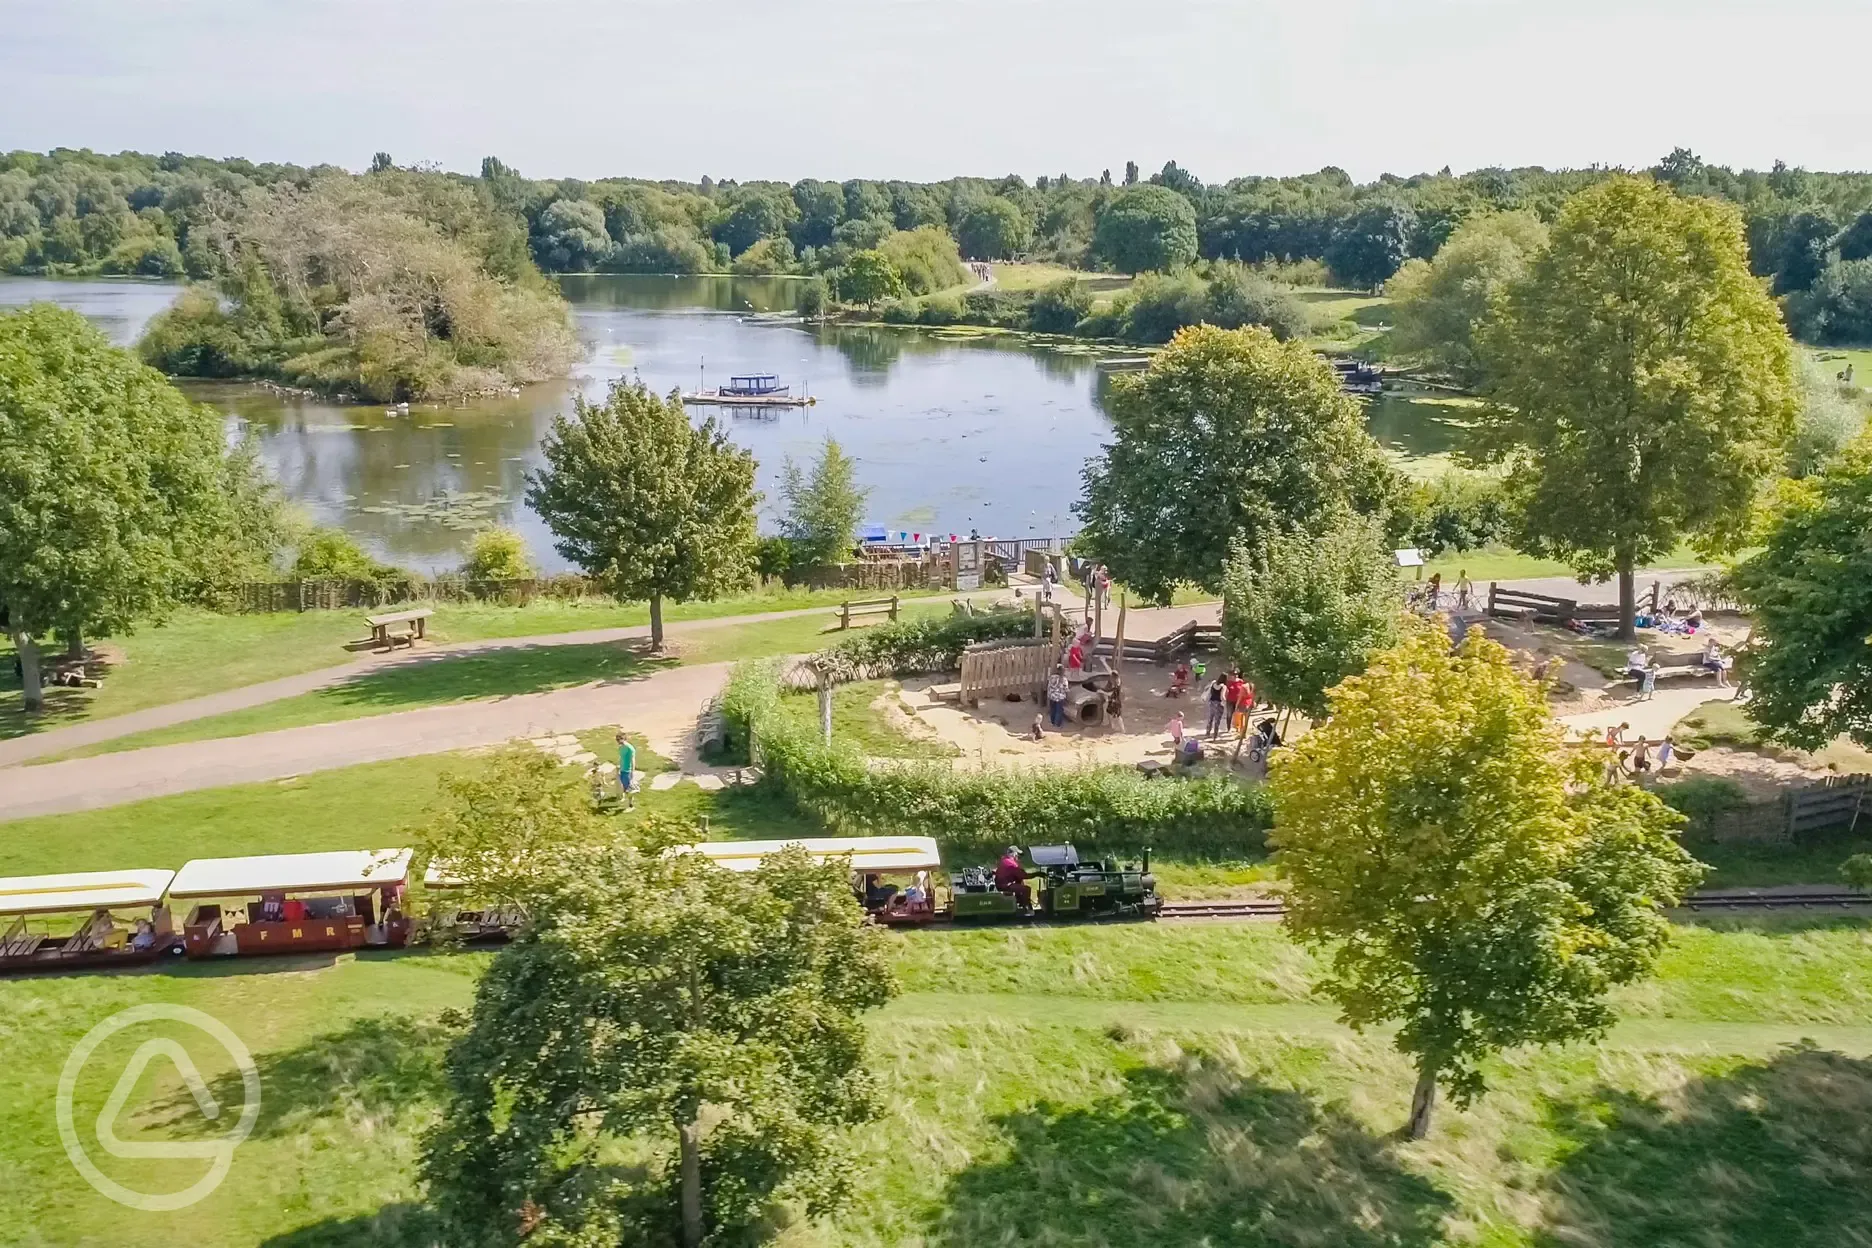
[1075,324,1395,604]
[779,436,870,568]
[1220,511,1400,719]
[1386,210,1548,385]
[1092,185,1199,274]
[954,196,1031,261]
[1731,435,1872,751]
[1327,201,1416,289]
[0,304,275,709]
[420,784,895,1247]
[1271,623,1702,1138]
[1475,176,1798,636]
[838,249,905,306]
[527,380,758,646]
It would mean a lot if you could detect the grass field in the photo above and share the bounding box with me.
[0,587,951,743]
[7,917,1872,1246]
[989,262,1133,297]
[33,602,958,761]
[770,680,959,759]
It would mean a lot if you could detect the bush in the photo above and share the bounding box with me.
[796,277,828,319]
[1204,267,1312,341]
[460,527,536,580]
[879,299,918,324]
[1122,271,1209,344]
[1398,472,1514,556]
[1030,279,1094,334]
[961,288,1031,328]
[720,661,1271,861]
[292,527,401,581]
[812,607,1038,682]
[1654,776,1753,838]
[917,293,965,325]
[1788,257,1872,344]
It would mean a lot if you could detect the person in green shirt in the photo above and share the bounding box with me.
[616,731,637,809]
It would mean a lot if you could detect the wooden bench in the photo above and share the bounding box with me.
[1624,653,1714,685]
[364,608,433,650]
[837,596,899,630]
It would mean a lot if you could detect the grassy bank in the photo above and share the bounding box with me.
[0,587,952,743]
[6,916,1872,1246]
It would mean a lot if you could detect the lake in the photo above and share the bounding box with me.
[0,274,1459,572]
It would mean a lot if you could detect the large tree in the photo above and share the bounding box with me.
[528,380,757,646]
[1731,436,1872,750]
[953,196,1031,261]
[1476,176,1798,638]
[421,806,895,1248]
[1327,201,1416,290]
[1092,184,1198,274]
[0,304,260,710]
[1271,623,1702,1139]
[1385,210,1548,386]
[1220,511,1400,720]
[779,435,870,568]
[1076,324,1395,603]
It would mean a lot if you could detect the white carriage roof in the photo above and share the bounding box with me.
[168,849,413,899]
[673,836,943,874]
[0,869,176,916]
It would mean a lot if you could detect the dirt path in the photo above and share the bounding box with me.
[0,662,734,823]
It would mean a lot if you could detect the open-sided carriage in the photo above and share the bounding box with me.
[674,836,946,925]
[168,849,414,959]
[0,869,181,974]
[951,844,1159,922]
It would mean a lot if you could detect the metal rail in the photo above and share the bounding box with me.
[1156,891,1872,922]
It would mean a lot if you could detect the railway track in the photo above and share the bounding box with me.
[1157,890,1872,922]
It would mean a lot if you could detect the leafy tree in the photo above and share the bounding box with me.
[1386,210,1548,385]
[876,226,967,294]
[713,190,798,257]
[779,436,870,567]
[954,196,1031,261]
[1772,208,1838,294]
[1075,325,1394,603]
[1731,436,1872,750]
[421,808,895,1248]
[1092,185,1199,274]
[527,379,757,647]
[1204,267,1312,340]
[1271,623,1702,1138]
[838,249,905,306]
[1327,201,1416,289]
[1123,160,1139,186]
[1785,355,1867,477]
[459,527,537,580]
[1837,210,1872,262]
[1476,176,1798,638]
[1788,257,1872,345]
[728,235,795,275]
[1220,512,1400,719]
[0,305,251,710]
[369,151,394,173]
[532,197,613,271]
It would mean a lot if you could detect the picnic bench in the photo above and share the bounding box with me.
[364,608,433,650]
[1624,652,1714,685]
[837,595,899,630]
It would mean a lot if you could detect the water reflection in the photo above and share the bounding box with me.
[2,274,1469,572]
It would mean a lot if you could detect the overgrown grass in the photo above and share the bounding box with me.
[1696,836,1872,890]
[1673,698,1872,773]
[770,680,959,759]
[0,586,950,742]
[989,262,1133,296]
[8,921,1872,1245]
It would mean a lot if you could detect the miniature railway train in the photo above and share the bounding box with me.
[0,838,1160,976]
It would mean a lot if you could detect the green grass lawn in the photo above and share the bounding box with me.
[989,262,1133,296]
[770,680,959,759]
[0,586,950,743]
[7,916,1872,1246]
[37,602,959,761]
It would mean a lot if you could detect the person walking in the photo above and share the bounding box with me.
[1046,664,1070,728]
[1205,673,1228,738]
[615,730,637,810]
[1167,710,1186,748]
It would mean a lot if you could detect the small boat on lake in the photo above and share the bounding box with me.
[682,373,816,407]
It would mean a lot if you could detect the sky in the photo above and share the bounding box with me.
[4,0,1870,185]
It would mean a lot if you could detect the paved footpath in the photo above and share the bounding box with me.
[0,570,1701,822]
[0,662,734,822]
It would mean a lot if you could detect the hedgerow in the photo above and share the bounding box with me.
[808,606,1039,683]
[719,661,1271,861]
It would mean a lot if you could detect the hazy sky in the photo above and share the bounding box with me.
[6,0,1869,184]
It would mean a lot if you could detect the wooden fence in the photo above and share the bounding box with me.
[798,560,942,592]
[1486,582,1660,625]
[1701,774,1870,844]
[959,638,1055,706]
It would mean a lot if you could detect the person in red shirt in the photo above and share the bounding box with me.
[995,847,1032,909]
[1224,671,1246,722]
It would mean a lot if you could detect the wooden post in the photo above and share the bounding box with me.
[1112,593,1128,686]
[889,594,899,622]
[816,663,833,747]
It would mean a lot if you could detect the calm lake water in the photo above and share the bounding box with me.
[0,274,1455,572]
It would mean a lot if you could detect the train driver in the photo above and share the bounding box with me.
[995,847,1032,909]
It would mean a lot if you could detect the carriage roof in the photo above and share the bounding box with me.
[0,869,176,916]
[168,849,413,899]
[673,836,942,874]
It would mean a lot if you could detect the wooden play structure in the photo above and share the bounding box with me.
[959,637,1056,707]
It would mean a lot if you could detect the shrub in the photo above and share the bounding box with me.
[292,527,401,581]
[1204,267,1312,341]
[1122,271,1209,343]
[1654,776,1753,838]
[917,293,965,325]
[812,607,1038,683]
[879,299,918,324]
[961,288,1032,328]
[460,526,536,580]
[722,662,1270,861]
[1030,279,1094,334]
[1398,472,1515,556]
